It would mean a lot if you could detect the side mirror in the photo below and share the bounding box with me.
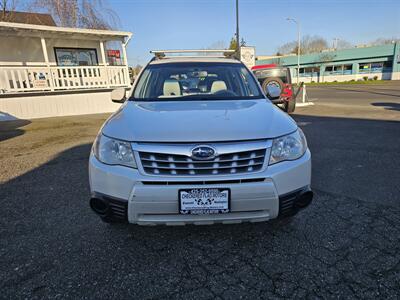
[111,87,126,103]
[265,83,281,100]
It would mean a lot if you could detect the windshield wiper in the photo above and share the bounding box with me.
[179,94,217,100]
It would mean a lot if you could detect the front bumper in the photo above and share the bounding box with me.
[89,150,312,225]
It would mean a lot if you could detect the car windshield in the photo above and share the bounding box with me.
[131,62,263,101]
[254,68,289,84]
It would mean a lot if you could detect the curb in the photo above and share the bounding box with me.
[296,102,314,107]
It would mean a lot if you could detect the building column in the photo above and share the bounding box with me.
[41,37,54,91]
[99,41,107,66]
[319,65,325,83]
[122,41,130,86]
[352,62,359,80]
[99,40,110,88]
[290,67,298,84]
[352,63,359,74]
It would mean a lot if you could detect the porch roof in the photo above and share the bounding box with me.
[0,21,132,41]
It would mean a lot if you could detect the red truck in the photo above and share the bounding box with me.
[251,64,296,113]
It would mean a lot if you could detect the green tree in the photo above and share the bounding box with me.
[228,36,246,50]
[229,36,237,50]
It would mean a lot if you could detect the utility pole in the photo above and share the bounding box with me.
[287,17,301,85]
[236,0,240,59]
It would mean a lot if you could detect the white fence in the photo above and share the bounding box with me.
[0,65,129,93]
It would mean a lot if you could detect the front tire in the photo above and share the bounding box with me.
[100,216,115,223]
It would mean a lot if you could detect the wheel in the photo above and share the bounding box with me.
[261,77,284,99]
[100,214,129,225]
[270,215,295,227]
[283,99,296,113]
[278,216,295,225]
[100,216,118,224]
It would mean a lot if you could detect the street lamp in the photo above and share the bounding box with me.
[236,0,240,59]
[333,37,339,49]
[286,17,300,85]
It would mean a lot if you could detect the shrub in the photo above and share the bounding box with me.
[350,79,355,82]
[363,76,369,81]
[373,76,378,80]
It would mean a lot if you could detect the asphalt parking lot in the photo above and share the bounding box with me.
[1,83,399,299]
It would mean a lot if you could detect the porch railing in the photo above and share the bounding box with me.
[0,65,130,94]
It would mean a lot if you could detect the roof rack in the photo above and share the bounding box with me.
[150,49,237,59]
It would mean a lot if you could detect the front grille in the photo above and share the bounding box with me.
[139,149,267,176]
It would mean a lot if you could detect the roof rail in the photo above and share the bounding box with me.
[150,49,236,59]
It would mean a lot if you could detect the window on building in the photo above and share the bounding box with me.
[332,65,343,74]
[299,67,320,77]
[383,61,393,72]
[359,62,385,73]
[106,50,122,66]
[55,48,98,66]
[343,64,352,74]
[371,62,384,72]
[305,67,313,75]
[359,63,370,73]
[325,64,352,76]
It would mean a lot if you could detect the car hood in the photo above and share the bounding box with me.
[102,99,297,142]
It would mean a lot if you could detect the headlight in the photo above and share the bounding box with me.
[93,134,137,168]
[269,128,307,165]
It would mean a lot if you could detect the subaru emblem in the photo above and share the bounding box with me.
[191,145,217,160]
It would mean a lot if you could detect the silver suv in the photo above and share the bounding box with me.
[89,50,312,225]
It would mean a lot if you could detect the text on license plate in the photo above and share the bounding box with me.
[179,188,230,214]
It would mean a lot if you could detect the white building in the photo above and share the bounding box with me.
[0,12,132,120]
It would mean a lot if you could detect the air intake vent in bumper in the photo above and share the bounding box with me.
[278,187,313,218]
[108,198,128,222]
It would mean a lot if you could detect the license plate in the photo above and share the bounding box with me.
[179,188,230,214]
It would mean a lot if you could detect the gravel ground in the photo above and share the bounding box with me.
[1,85,400,299]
